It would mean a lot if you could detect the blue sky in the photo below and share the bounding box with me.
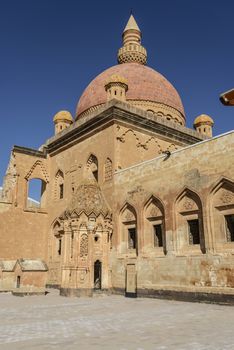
[0,0,233,191]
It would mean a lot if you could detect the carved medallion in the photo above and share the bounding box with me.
[220,190,234,205]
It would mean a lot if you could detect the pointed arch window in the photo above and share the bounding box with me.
[212,179,234,244]
[87,154,98,182]
[104,158,113,182]
[144,196,166,254]
[55,170,64,200]
[176,189,205,253]
[120,204,138,254]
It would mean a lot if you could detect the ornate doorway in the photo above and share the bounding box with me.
[94,260,102,290]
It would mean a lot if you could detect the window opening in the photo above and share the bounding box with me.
[93,169,98,182]
[58,238,62,255]
[16,276,21,288]
[128,228,137,249]
[188,219,200,245]
[59,184,64,199]
[27,178,46,208]
[225,215,234,242]
[153,224,163,247]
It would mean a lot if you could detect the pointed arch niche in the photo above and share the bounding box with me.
[175,189,205,254]
[211,179,234,248]
[47,220,64,287]
[120,203,137,255]
[52,220,64,259]
[87,154,98,182]
[104,158,113,182]
[54,170,64,200]
[144,196,166,255]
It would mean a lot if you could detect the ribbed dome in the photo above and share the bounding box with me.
[76,63,185,120]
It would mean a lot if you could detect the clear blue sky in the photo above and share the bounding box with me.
[0,0,233,188]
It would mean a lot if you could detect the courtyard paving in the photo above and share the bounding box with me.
[0,289,233,350]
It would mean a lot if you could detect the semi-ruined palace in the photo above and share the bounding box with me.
[0,15,234,302]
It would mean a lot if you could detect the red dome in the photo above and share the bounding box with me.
[76,63,184,118]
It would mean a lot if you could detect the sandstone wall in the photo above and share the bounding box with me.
[111,131,234,292]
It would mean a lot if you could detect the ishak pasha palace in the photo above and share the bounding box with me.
[0,15,234,303]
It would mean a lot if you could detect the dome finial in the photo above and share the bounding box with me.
[124,14,140,32]
[118,15,147,65]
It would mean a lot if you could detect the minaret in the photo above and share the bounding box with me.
[118,14,147,65]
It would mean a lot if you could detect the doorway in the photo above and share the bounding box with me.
[94,260,102,290]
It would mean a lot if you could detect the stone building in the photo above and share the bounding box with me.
[0,15,234,301]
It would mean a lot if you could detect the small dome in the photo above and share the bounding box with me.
[194,114,214,126]
[105,74,128,86]
[53,110,73,123]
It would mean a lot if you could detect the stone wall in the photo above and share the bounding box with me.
[111,131,234,293]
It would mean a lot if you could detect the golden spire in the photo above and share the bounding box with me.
[124,14,140,32]
[118,14,147,65]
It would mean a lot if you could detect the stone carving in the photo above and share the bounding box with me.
[141,137,163,153]
[183,198,196,211]
[68,182,111,217]
[80,234,88,257]
[149,206,161,218]
[79,269,87,283]
[220,190,234,205]
[125,211,136,222]
[116,129,140,145]
[166,143,178,152]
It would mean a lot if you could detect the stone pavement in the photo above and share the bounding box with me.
[0,290,233,350]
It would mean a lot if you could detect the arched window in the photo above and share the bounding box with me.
[211,179,234,245]
[55,170,64,200]
[144,196,166,254]
[27,178,46,208]
[52,221,64,258]
[120,204,137,254]
[87,154,98,182]
[104,158,113,181]
[175,189,205,253]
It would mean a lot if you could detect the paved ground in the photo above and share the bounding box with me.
[0,290,233,350]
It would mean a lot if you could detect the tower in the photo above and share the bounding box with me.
[53,110,73,135]
[193,114,214,138]
[105,74,128,102]
[117,15,147,65]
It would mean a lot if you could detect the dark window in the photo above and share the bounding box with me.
[59,184,64,199]
[58,239,62,255]
[16,276,20,288]
[225,215,234,242]
[188,219,200,245]
[128,228,137,249]
[153,224,163,247]
[93,169,98,182]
